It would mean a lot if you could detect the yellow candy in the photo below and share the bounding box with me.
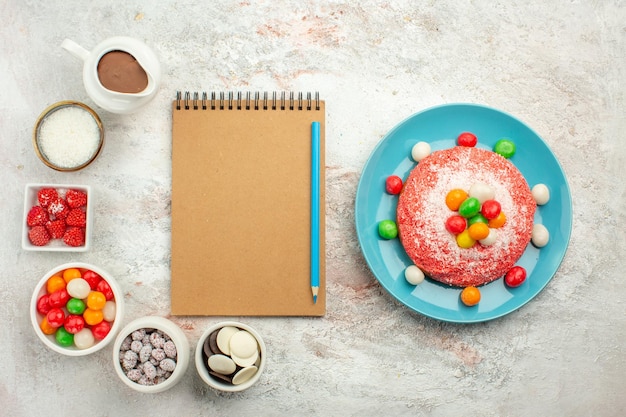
[488,211,507,228]
[87,291,107,310]
[46,275,66,294]
[468,222,490,240]
[63,268,82,283]
[83,308,104,326]
[456,229,476,248]
[445,189,468,211]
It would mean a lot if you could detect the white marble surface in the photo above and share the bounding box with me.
[2,1,625,416]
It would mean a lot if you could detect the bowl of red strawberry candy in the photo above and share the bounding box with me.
[22,183,92,252]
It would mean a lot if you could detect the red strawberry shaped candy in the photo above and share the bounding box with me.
[37,188,58,208]
[27,206,49,227]
[46,219,67,239]
[63,227,85,247]
[65,209,86,227]
[47,197,70,220]
[28,225,51,246]
[66,189,87,208]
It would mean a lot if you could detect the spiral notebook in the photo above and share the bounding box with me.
[171,91,326,316]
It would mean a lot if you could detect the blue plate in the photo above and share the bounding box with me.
[355,104,572,323]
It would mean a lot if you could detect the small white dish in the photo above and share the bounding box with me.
[195,321,266,392]
[22,183,93,252]
[30,262,124,356]
[112,316,190,394]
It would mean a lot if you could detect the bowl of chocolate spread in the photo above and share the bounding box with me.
[62,37,161,114]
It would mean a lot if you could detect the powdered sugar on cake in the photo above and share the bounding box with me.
[396,146,536,287]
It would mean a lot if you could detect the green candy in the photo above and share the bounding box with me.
[458,197,481,218]
[66,298,86,315]
[468,213,488,226]
[55,327,74,347]
[494,138,516,158]
[378,220,398,239]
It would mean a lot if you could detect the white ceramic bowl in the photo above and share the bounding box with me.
[112,316,190,393]
[195,321,266,392]
[22,183,93,252]
[30,262,124,356]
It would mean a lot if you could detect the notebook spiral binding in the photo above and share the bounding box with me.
[175,91,321,111]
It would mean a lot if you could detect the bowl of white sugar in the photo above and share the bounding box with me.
[33,101,104,171]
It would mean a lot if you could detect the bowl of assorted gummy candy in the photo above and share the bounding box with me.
[30,262,124,356]
[112,316,190,393]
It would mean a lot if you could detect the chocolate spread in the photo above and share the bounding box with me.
[97,50,148,93]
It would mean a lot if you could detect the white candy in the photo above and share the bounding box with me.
[208,354,237,375]
[102,301,116,322]
[479,228,497,246]
[469,182,495,203]
[66,278,90,299]
[74,328,95,349]
[532,184,550,205]
[216,326,239,356]
[404,265,425,285]
[532,224,550,247]
[232,366,258,385]
[229,330,257,359]
[411,141,431,162]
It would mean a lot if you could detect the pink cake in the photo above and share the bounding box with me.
[396,146,536,287]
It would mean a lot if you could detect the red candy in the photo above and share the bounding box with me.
[505,266,527,287]
[91,321,112,340]
[82,270,102,290]
[48,289,70,308]
[385,175,403,195]
[445,215,467,235]
[36,294,51,315]
[64,315,86,334]
[46,308,65,328]
[481,200,502,220]
[457,132,477,147]
[96,280,114,301]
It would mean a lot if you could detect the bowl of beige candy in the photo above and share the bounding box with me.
[196,322,266,392]
[61,36,161,114]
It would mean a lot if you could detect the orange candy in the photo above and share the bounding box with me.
[83,308,104,326]
[460,286,481,306]
[445,189,469,211]
[86,291,106,310]
[468,222,490,240]
[63,268,82,283]
[46,275,66,294]
[488,211,507,228]
[39,316,57,335]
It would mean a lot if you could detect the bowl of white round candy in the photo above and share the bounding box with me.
[112,316,190,393]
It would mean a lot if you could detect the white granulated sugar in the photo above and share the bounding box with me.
[38,106,101,168]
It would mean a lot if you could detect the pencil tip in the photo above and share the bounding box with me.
[313,295,317,304]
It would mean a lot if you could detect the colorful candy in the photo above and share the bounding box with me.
[35,267,117,349]
[458,197,481,218]
[404,265,425,285]
[457,132,477,147]
[493,138,516,158]
[378,220,398,240]
[385,175,403,195]
[531,224,550,247]
[460,286,481,306]
[504,266,527,287]
[531,184,550,205]
[445,215,467,234]
[445,189,468,211]
[480,200,501,220]
[411,141,431,162]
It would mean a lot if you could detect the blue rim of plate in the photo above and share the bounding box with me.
[355,103,572,323]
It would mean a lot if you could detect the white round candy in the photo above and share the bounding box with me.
[232,366,258,385]
[74,328,95,349]
[404,265,425,285]
[479,228,497,246]
[66,278,91,299]
[216,326,239,355]
[411,141,431,162]
[102,301,116,322]
[207,354,237,375]
[469,182,495,203]
[231,349,259,368]
[229,330,258,359]
[532,184,550,205]
[532,224,550,247]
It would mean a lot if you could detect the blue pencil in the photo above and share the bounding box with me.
[311,121,320,304]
